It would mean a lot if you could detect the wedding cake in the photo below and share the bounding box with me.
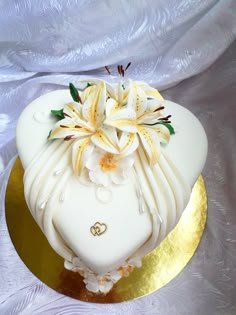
[16,77,207,293]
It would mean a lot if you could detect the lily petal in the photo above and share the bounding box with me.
[91,127,119,154]
[48,118,93,140]
[137,126,161,165]
[137,82,164,101]
[137,110,165,124]
[117,80,130,105]
[104,108,137,132]
[105,98,120,117]
[119,132,139,156]
[145,98,164,113]
[72,138,94,175]
[64,103,82,118]
[126,80,135,110]
[151,123,171,144]
[63,103,93,129]
[106,82,118,100]
[82,81,106,127]
[81,84,96,103]
[132,82,148,117]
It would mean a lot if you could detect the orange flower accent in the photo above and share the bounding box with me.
[127,265,134,273]
[118,265,134,276]
[99,153,118,172]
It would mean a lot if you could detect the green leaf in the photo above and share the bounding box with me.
[47,129,52,139]
[86,82,92,88]
[69,82,80,102]
[51,109,64,119]
[144,121,175,135]
[157,122,175,135]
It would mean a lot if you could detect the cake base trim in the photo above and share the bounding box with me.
[5,158,207,303]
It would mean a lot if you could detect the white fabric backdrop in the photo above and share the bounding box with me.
[0,1,236,314]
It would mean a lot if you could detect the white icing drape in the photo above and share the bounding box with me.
[23,140,191,272]
[131,147,191,261]
[24,140,75,261]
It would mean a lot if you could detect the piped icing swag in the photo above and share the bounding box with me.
[48,80,174,186]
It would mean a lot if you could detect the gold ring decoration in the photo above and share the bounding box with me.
[90,222,107,236]
[5,158,207,303]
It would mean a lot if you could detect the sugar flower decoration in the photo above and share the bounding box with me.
[65,254,141,294]
[86,148,134,186]
[48,79,174,185]
[104,80,173,165]
[48,81,137,176]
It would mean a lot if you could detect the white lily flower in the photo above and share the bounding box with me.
[48,81,120,175]
[81,79,141,158]
[104,80,172,165]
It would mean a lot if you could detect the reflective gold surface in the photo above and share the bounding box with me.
[5,158,207,303]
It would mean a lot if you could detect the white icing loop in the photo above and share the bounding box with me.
[95,186,112,204]
[33,111,52,123]
[53,168,65,176]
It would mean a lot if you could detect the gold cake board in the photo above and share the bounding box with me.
[5,158,207,303]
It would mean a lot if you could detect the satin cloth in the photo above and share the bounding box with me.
[0,1,236,314]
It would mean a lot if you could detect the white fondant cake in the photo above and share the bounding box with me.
[16,79,207,293]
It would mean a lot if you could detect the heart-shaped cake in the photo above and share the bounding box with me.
[16,79,207,293]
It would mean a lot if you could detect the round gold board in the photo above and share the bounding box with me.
[5,158,207,303]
